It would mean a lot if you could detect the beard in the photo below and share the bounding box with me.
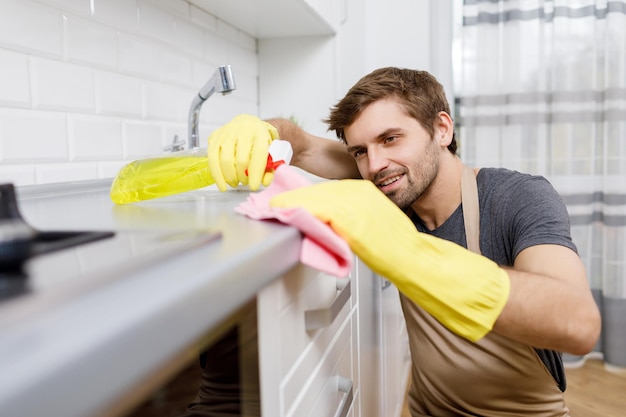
[377,139,440,210]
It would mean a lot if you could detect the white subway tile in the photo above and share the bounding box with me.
[237,31,256,52]
[163,123,187,150]
[0,0,258,184]
[92,0,139,32]
[0,0,63,58]
[95,71,143,117]
[154,0,190,18]
[229,48,258,76]
[31,58,95,112]
[204,95,257,124]
[99,160,128,179]
[68,115,123,160]
[65,14,118,69]
[202,32,257,74]
[196,123,215,147]
[190,5,217,31]
[123,121,165,157]
[160,48,193,86]
[0,164,36,186]
[36,161,99,184]
[142,81,188,121]
[118,33,161,79]
[0,109,68,161]
[44,0,92,17]
[223,71,257,102]
[173,18,204,57]
[191,60,213,91]
[138,1,175,44]
[0,50,31,107]
[215,20,240,45]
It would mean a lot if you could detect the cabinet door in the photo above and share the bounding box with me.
[355,259,384,417]
[381,280,411,417]
[257,263,355,417]
[356,261,411,417]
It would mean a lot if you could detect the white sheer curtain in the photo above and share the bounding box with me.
[454,0,626,369]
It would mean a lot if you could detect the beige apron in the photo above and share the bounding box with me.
[401,165,570,417]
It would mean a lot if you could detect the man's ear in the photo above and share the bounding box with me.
[435,111,454,147]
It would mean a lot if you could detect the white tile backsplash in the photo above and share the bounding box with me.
[0,0,258,186]
[142,81,189,121]
[138,2,176,44]
[173,17,205,57]
[95,71,143,117]
[0,0,63,58]
[153,0,190,17]
[124,121,166,157]
[65,14,118,69]
[118,33,162,79]
[68,115,123,160]
[190,4,217,32]
[31,58,96,112]
[0,164,36,186]
[42,0,92,17]
[0,109,69,161]
[92,0,139,32]
[159,48,194,85]
[36,161,99,184]
[99,160,128,179]
[0,50,31,107]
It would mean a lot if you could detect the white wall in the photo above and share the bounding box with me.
[258,0,453,139]
[0,0,453,186]
[0,0,258,186]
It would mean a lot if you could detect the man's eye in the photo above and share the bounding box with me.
[384,136,397,143]
[353,149,365,158]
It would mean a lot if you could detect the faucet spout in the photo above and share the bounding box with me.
[187,65,236,151]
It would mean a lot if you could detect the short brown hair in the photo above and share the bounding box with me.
[324,67,457,154]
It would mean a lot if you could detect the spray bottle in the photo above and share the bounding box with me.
[110,140,293,204]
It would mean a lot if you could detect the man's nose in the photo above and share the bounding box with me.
[367,148,389,174]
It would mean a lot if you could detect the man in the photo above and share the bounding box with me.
[205,67,601,416]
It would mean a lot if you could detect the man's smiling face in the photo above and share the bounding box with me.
[344,97,440,210]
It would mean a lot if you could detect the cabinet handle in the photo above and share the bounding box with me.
[334,376,354,417]
[381,278,392,290]
[305,278,351,331]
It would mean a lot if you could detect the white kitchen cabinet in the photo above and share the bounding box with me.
[381,280,411,417]
[355,258,411,417]
[256,263,356,417]
[256,258,409,417]
[187,0,342,38]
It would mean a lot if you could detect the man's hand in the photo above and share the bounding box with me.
[270,179,510,342]
[207,114,279,191]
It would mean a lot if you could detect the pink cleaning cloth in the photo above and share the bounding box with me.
[235,165,352,277]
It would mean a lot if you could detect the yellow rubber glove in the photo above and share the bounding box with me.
[207,114,280,191]
[270,180,511,342]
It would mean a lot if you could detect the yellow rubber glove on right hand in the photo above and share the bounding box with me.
[270,180,511,342]
[207,114,280,191]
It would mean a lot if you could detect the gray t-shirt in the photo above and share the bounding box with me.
[409,167,576,391]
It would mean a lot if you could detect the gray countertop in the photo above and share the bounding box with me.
[0,178,305,417]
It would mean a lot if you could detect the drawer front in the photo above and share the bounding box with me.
[286,314,354,417]
[258,263,355,417]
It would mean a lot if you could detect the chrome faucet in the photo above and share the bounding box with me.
[187,65,236,151]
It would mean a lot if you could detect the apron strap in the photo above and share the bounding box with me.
[461,165,481,255]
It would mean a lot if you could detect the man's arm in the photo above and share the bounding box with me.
[493,244,601,355]
[266,118,361,180]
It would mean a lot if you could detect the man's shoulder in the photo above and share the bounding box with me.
[477,167,551,191]
[478,166,538,180]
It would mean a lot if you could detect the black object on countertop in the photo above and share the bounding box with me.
[0,183,114,275]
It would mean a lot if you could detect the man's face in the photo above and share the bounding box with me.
[344,98,440,210]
